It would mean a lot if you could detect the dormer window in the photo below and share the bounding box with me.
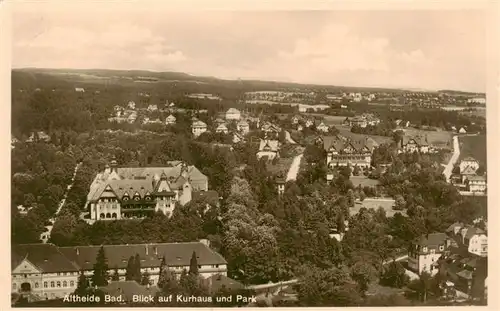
[145,196,151,200]
[439,245,444,251]
[134,197,140,201]
[123,197,129,201]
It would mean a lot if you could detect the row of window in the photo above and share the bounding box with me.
[12,280,75,290]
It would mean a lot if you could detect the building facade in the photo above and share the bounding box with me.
[399,136,431,153]
[225,108,241,121]
[256,139,280,160]
[12,241,228,300]
[323,135,374,168]
[86,159,208,221]
[408,233,451,276]
[191,120,208,137]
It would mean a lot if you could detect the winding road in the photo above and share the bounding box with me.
[443,135,460,182]
[286,154,303,182]
[40,162,82,243]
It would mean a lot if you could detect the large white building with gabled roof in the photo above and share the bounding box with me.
[85,158,209,221]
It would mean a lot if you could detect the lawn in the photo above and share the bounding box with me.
[350,176,380,188]
[458,134,487,166]
[350,198,407,218]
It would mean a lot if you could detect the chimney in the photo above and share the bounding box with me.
[145,245,149,256]
[154,246,158,256]
[76,248,79,256]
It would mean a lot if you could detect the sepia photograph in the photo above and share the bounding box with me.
[6,0,495,308]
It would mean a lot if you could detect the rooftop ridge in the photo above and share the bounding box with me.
[58,241,206,248]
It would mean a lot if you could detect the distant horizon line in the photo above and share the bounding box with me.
[12,66,486,95]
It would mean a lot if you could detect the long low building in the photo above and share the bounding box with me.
[12,240,227,300]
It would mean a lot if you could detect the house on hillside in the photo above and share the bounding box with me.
[225,108,241,121]
[165,114,176,125]
[75,87,85,92]
[256,139,280,160]
[459,127,467,134]
[344,116,367,128]
[191,120,208,137]
[408,233,452,276]
[128,101,136,110]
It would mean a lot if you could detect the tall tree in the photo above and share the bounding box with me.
[125,256,135,281]
[141,271,151,286]
[133,253,142,283]
[189,251,199,275]
[75,270,90,295]
[91,246,109,287]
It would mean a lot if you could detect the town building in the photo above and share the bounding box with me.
[225,108,241,121]
[399,135,431,153]
[165,114,176,125]
[147,104,158,112]
[215,123,229,134]
[315,120,330,133]
[408,233,452,276]
[12,240,228,300]
[322,135,375,169]
[256,139,280,160]
[127,101,136,110]
[85,158,208,221]
[465,175,487,193]
[236,120,250,135]
[459,157,480,173]
[344,116,367,128]
[191,120,208,137]
[275,176,286,195]
[12,243,80,301]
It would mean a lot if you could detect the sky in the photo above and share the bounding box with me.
[11,2,488,92]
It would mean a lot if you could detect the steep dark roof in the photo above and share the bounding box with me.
[203,274,245,295]
[12,244,80,273]
[415,233,448,249]
[59,242,227,271]
[322,135,374,153]
[192,190,220,206]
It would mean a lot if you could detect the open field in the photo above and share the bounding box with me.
[350,198,406,218]
[458,134,487,166]
[350,176,380,188]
